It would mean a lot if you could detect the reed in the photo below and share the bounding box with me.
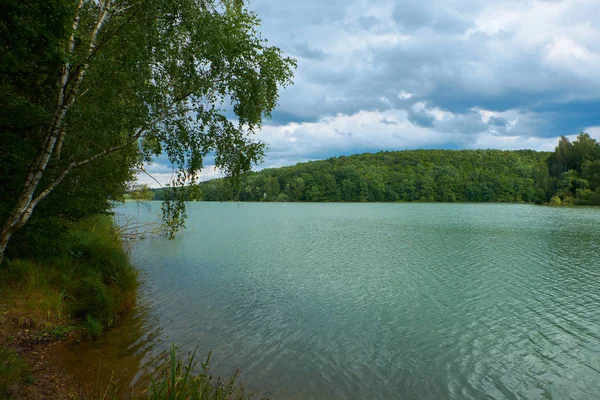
[144,344,264,400]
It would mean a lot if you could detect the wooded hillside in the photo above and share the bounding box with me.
[192,149,551,203]
[188,133,600,205]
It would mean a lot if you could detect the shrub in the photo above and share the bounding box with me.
[562,196,575,206]
[548,195,562,206]
[575,188,600,205]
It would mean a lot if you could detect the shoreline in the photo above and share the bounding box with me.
[0,215,259,399]
[0,215,139,398]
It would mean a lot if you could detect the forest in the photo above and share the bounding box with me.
[181,133,600,205]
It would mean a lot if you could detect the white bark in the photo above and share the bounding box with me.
[0,0,111,265]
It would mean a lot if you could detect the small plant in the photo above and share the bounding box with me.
[84,315,103,340]
[49,324,77,340]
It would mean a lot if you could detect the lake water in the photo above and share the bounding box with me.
[98,202,600,399]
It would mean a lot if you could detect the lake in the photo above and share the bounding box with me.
[86,203,600,399]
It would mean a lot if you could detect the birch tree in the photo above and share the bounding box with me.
[0,0,295,264]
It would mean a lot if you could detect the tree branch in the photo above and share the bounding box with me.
[25,106,194,217]
[139,166,167,191]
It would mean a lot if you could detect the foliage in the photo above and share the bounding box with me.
[126,184,155,201]
[546,133,600,205]
[151,186,202,202]
[197,135,600,206]
[198,149,551,203]
[548,195,562,206]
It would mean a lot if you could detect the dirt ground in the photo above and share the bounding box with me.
[1,302,84,399]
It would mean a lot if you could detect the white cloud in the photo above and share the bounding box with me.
[584,126,600,139]
[255,107,572,169]
[135,165,224,188]
[468,133,558,152]
[140,0,600,181]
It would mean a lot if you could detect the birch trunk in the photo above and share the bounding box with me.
[0,0,110,265]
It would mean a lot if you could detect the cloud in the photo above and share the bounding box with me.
[253,107,567,169]
[137,0,600,185]
[136,165,224,189]
[254,0,600,124]
[292,43,328,61]
[392,1,474,34]
[406,106,435,128]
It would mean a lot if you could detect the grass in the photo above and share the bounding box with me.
[1,215,138,336]
[143,344,262,400]
[79,345,262,400]
[0,215,139,396]
[0,346,32,398]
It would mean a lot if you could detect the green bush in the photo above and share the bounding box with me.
[548,195,562,206]
[4,217,71,261]
[575,188,600,205]
[562,196,575,206]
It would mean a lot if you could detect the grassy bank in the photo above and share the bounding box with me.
[0,215,262,399]
[0,215,139,397]
[0,215,139,338]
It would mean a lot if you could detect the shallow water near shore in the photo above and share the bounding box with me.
[68,202,600,399]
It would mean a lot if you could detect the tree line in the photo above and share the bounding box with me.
[193,133,600,205]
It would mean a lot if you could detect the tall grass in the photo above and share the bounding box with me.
[144,345,262,400]
[1,215,138,338]
[79,345,262,400]
[0,347,32,398]
[67,215,138,336]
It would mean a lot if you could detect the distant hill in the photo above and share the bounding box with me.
[193,149,552,203]
[148,134,600,206]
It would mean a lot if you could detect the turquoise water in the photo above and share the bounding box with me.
[113,202,600,399]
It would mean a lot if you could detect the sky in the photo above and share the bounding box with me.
[138,0,600,187]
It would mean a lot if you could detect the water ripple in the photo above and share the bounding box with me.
[108,202,600,399]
